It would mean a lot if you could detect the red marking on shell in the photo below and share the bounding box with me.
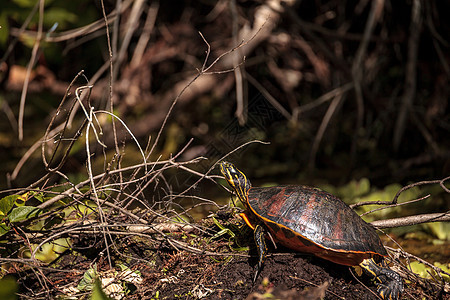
[265,190,289,217]
[264,219,374,266]
[332,210,343,240]
[299,193,317,225]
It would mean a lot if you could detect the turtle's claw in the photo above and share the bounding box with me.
[376,282,398,300]
[375,269,404,300]
[360,259,403,300]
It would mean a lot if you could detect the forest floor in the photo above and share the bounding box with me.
[16,216,448,300]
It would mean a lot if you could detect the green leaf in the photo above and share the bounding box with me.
[409,261,450,282]
[434,262,450,282]
[33,192,45,202]
[90,278,111,300]
[426,222,450,240]
[78,264,97,291]
[0,223,11,236]
[11,0,37,8]
[43,8,78,29]
[0,195,18,215]
[409,261,428,278]
[0,13,10,46]
[22,238,72,263]
[8,206,41,222]
[0,275,18,300]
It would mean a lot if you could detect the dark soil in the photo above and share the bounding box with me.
[150,249,423,300]
[14,218,447,300]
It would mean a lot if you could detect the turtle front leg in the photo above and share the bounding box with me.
[360,258,404,300]
[253,224,268,282]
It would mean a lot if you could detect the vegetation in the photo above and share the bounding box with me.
[0,0,448,299]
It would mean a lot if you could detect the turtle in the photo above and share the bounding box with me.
[219,161,403,300]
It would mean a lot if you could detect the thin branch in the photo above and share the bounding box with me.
[246,73,292,120]
[393,0,422,151]
[130,1,159,68]
[95,110,147,173]
[353,194,430,214]
[230,0,247,125]
[0,2,39,66]
[351,175,450,211]
[393,177,450,203]
[36,158,214,209]
[350,0,384,165]
[309,93,345,169]
[18,0,45,141]
[147,25,267,159]
[8,0,134,43]
[100,0,122,204]
[371,212,450,229]
[292,82,354,118]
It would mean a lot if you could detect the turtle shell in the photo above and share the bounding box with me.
[247,185,387,266]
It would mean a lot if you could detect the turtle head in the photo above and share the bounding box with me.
[219,161,252,204]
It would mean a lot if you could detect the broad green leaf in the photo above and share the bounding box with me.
[0,223,11,236]
[11,0,36,8]
[33,192,45,202]
[0,275,18,300]
[52,237,72,254]
[78,264,97,291]
[409,261,428,278]
[336,178,371,200]
[90,278,111,300]
[23,238,72,263]
[8,206,41,222]
[0,13,9,46]
[410,261,450,282]
[12,0,56,7]
[43,8,78,29]
[434,262,450,282]
[0,195,18,215]
[426,222,450,240]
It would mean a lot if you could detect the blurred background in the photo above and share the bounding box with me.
[0,0,449,202]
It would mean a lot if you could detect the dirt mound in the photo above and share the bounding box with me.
[14,221,443,299]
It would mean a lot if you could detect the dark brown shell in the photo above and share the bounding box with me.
[247,185,387,266]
